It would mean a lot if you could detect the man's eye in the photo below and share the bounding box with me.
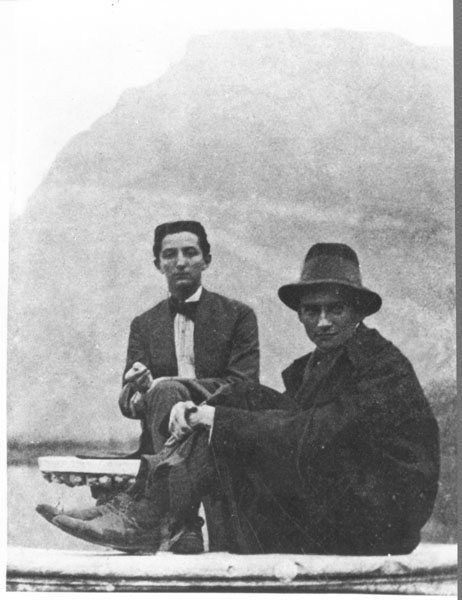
[161,251,177,259]
[184,248,200,258]
[330,304,345,315]
[302,307,318,318]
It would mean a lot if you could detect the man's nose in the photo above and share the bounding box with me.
[317,310,332,328]
[176,252,187,267]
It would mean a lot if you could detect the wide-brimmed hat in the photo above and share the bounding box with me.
[278,243,382,316]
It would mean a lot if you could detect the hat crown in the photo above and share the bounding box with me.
[301,243,362,287]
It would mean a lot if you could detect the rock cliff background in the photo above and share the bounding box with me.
[8,30,454,449]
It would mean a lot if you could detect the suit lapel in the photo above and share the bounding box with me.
[282,355,310,398]
[194,289,221,377]
[148,300,177,375]
[294,349,345,410]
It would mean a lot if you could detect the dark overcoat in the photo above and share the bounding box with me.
[209,323,440,555]
[124,288,260,453]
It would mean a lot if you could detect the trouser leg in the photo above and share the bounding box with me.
[138,429,217,519]
[140,381,210,531]
[129,382,298,553]
[139,429,253,552]
[143,380,192,453]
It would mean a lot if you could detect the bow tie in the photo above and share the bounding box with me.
[169,297,200,321]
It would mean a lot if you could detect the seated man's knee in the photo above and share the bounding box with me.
[155,379,190,395]
[145,379,191,407]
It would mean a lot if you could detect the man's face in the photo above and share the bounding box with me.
[156,231,210,298]
[298,289,360,352]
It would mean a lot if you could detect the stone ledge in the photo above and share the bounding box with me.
[7,543,457,594]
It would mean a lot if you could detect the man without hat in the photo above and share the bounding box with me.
[38,243,439,555]
[37,220,260,554]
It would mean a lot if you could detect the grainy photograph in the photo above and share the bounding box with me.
[4,0,456,593]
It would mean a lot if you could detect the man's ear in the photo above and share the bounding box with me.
[355,314,364,326]
[203,254,212,269]
[352,302,364,324]
[153,258,162,272]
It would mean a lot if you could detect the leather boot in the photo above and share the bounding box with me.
[37,454,150,525]
[51,499,164,552]
[36,492,134,524]
[50,476,169,552]
[169,516,205,554]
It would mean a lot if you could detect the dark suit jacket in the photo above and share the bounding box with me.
[123,288,259,452]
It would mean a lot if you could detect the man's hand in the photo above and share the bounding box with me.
[128,376,176,418]
[168,401,215,441]
[123,364,175,418]
[124,362,154,393]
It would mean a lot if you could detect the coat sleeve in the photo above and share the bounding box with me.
[195,304,260,393]
[123,316,149,381]
[119,316,150,418]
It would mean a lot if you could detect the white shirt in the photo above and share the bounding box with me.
[171,286,215,442]
[173,286,202,378]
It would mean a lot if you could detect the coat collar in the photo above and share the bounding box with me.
[303,322,389,370]
[343,322,389,369]
[160,286,208,310]
[282,323,388,394]
[169,285,203,303]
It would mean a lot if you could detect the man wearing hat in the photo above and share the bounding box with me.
[38,243,439,556]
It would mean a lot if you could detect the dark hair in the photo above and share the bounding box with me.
[153,220,211,260]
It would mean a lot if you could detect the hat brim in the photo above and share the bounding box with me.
[278,280,382,317]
